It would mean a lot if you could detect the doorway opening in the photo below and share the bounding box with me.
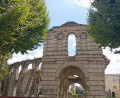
[59,66,86,98]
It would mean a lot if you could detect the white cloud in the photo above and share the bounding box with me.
[72,42,76,47]
[28,64,32,69]
[8,52,27,64]
[105,60,120,74]
[27,48,43,59]
[73,0,94,8]
[8,48,43,64]
[68,35,76,40]
[103,47,120,74]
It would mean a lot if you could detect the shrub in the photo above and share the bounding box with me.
[72,93,78,98]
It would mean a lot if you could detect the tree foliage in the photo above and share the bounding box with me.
[0,0,49,82]
[0,65,9,82]
[72,93,78,98]
[75,86,83,94]
[88,0,120,53]
[0,53,11,82]
[0,0,49,55]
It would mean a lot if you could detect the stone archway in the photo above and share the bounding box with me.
[55,62,89,79]
[54,62,89,98]
[59,66,86,98]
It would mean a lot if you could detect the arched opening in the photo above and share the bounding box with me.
[38,62,42,69]
[59,66,86,98]
[68,34,76,56]
[28,63,32,69]
[11,68,14,73]
[112,92,115,97]
[18,65,21,74]
[74,83,84,95]
[68,83,85,97]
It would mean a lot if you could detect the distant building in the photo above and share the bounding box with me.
[105,74,120,98]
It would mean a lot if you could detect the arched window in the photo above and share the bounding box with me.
[28,63,32,69]
[18,65,21,74]
[11,68,14,73]
[68,34,76,56]
[57,33,63,40]
[38,62,42,69]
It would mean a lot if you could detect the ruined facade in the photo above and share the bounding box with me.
[2,58,42,97]
[2,22,109,98]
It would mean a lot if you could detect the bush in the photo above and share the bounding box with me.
[0,92,2,96]
[72,93,78,98]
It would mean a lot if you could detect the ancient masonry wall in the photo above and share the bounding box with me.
[2,58,42,97]
[2,22,109,98]
[41,22,109,98]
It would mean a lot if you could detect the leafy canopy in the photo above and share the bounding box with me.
[0,0,49,55]
[0,0,49,83]
[0,53,11,82]
[88,0,120,53]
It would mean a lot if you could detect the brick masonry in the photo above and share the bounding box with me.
[2,22,109,98]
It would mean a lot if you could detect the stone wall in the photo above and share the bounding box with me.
[41,22,109,98]
[2,58,42,97]
[2,22,109,98]
[105,74,120,98]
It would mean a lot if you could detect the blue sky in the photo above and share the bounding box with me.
[46,0,89,27]
[8,0,120,74]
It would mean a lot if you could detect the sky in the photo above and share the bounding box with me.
[8,0,120,74]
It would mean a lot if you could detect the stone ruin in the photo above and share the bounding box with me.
[1,22,109,98]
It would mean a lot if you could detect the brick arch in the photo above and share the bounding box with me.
[55,62,89,98]
[60,67,86,90]
[66,32,77,37]
[57,33,64,40]
[80,32,88,38]
[55,62,89,79]
[55,32,64,39]
[67,33,77,43]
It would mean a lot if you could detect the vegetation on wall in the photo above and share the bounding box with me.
[88,0,120,53]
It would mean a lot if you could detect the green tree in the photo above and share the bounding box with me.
[72,93,78,98]
[0,53,11,82]
[75,86,83,94]
[0,0,49,83]
[0,0,49,55]
[87,0,120,53]
[0,64,9,82]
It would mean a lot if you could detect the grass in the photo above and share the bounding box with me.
[81,96,85,98]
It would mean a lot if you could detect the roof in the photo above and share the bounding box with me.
[105,74,120,77]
